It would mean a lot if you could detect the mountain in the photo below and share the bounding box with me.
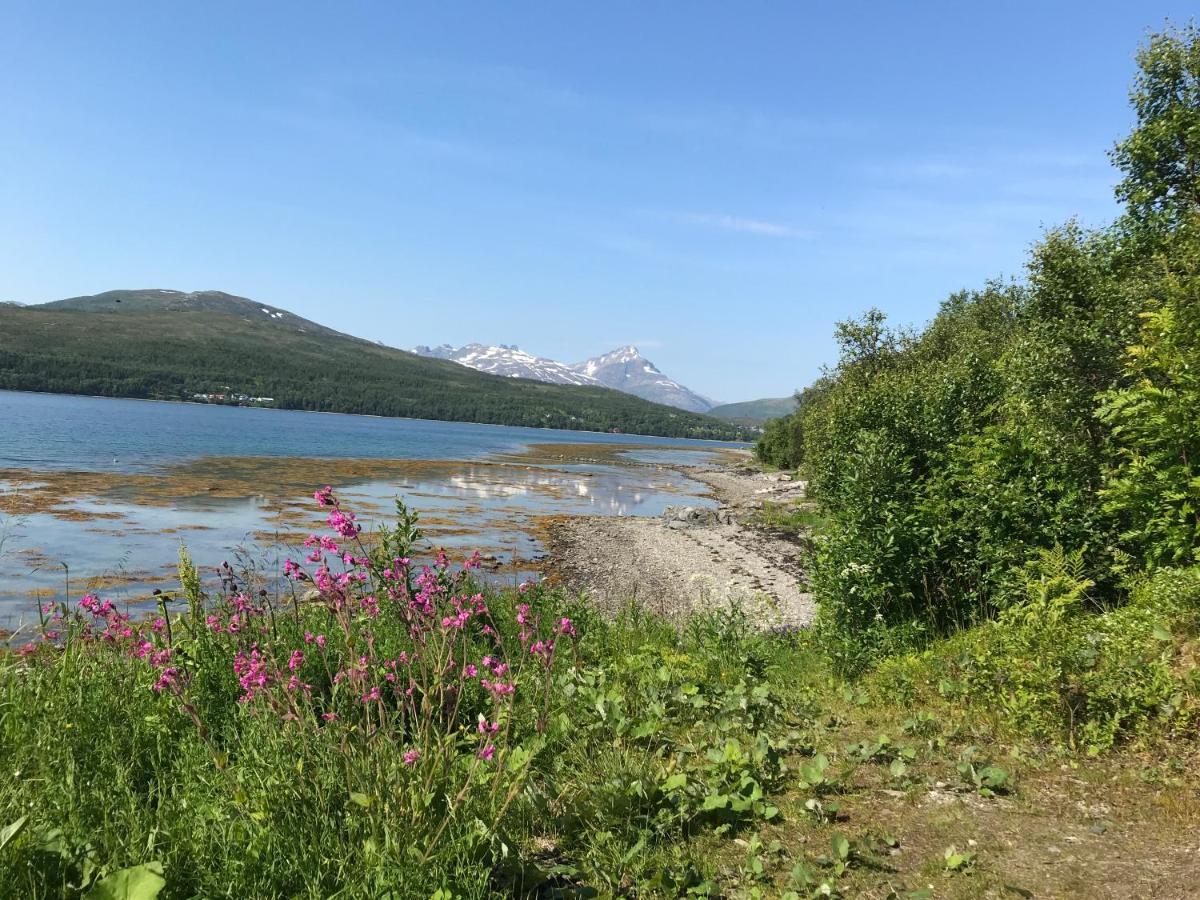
[414,342,714,412]
[708,396,798,425]
[413,343,597,386]
[573,346,713,413]
[0,289,745,440]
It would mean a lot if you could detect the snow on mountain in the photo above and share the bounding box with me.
[412,343,599,387]
[412,342,714,412]
[571,346,714,412]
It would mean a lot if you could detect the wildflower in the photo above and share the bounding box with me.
[477,718,500,735]
[152,668,179,693]
[403,748,420,766]
[233,647,271,703]
[480,678,515,698]
[314,485,334,507]
[558,617,577,637]
[478,744,496,761]
[464,664,478,678]
[151,617,166,633]
[326,508,358,538]
[361,686,381,703]
[321,712,338,722]
[288,649,305,671]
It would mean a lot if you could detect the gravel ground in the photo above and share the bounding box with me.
[543,461,815,629]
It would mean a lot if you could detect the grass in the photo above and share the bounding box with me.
[749,500,826,539]
[1,495,1198,898]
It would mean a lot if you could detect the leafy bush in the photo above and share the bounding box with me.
[869,555,1200,753]
[759,25,1200,670]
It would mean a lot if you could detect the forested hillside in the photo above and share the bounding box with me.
[0,290,743,440]
[758,25,1200,669]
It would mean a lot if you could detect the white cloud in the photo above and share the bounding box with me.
[672,212,813,239]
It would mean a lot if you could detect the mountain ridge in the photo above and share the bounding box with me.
[0,289,745,440]
[413,342,714,412]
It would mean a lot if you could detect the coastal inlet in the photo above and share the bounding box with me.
[0,391,742,627]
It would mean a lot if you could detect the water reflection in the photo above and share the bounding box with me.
[0,451,718,626]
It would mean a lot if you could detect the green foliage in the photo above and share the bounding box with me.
[869,562,1200,753]
[1098,227,1200,567]
[0,544,809,898]
[757,24,1200,670]
[1111,23,1200,231]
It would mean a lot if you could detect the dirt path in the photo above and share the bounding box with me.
[542,458,816,628]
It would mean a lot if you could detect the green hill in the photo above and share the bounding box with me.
[0,289,744,440]
[708,396,797,425]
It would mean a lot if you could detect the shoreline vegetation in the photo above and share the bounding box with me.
[2,24,1200,900]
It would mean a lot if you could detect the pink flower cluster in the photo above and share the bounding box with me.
[18,486,583,787]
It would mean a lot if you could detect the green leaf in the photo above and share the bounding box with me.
[662,773,687,792]
[701,793,730,810]
[349,792,371,808]
[84,862,166,900]
[831,832,850,860]
[0,816,27,852]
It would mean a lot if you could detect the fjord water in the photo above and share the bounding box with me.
[0,391,741,624]
[0,390,736,472]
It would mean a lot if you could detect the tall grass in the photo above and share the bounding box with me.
[0,490,808,898]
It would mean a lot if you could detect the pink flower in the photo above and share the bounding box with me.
[321,712,338,722]
[288,649,305,671]
[326,508,359,538]
[478,744,496,761]
[152,667,179,693]
[361,686,381,703]
[403,748,420,766]
[314,485,334,507]
[464,664,478,678]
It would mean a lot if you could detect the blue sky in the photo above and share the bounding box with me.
[1,2,1191,402]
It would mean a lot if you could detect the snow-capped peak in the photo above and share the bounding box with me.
[412,343,599,387]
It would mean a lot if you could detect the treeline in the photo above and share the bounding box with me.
[758,26,1200,669]
[0,308,744,441]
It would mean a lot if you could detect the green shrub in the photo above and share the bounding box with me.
[869,555,1200,753]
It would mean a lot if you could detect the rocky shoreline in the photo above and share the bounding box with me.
[542,455,816,628]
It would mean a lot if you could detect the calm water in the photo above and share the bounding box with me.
[0,390,738,472]
[0,391,744,626]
